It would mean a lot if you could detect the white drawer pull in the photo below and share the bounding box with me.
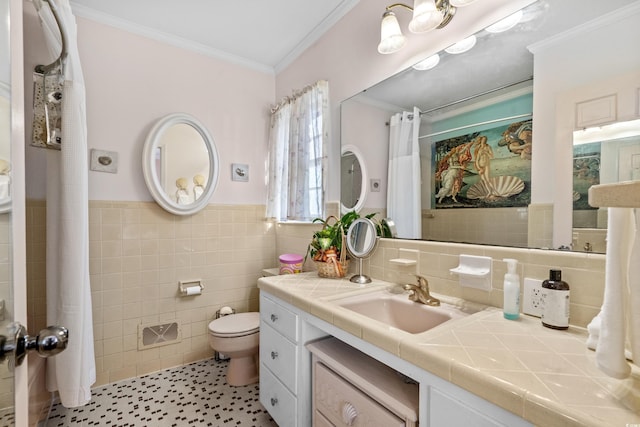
[342,402,358,426]
[270,397,278,406]
[271,351,278,359]
[270,313,278,322]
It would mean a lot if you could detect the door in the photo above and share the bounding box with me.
[1,0,28,425]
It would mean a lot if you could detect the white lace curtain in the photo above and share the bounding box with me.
[387,107,422,239]
[266,80,329,221]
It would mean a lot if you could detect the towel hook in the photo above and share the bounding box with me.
[34,0,68,75]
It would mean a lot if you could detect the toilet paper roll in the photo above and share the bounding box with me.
[185,286,201,296]
[219,306,233,315]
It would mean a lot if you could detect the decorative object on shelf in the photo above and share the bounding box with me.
[307,211,382,278]
[279,253,303,275]
[193,174,205,200]
[175,177,189,205]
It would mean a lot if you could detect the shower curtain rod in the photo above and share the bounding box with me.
[385,77,533,126]
[34,0,68,74]
[418,77,533,116]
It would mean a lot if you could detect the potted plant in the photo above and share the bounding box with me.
[306,211,379,278]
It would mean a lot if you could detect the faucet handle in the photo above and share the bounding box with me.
[415,275,430,290]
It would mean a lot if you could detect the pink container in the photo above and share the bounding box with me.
[279,254,303,275]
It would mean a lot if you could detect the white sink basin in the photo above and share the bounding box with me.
[332,289,474,334]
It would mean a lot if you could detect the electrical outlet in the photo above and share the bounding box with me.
[523,277,544,317]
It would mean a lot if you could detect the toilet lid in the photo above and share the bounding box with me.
[208,312,260,337]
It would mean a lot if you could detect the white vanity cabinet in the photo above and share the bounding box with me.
[259,290,532,427]
[259,292,327,427]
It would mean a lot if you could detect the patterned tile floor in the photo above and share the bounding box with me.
[0,408,13,427]
[43,359,278,427]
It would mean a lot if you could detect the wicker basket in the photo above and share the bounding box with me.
[314,259,350,278]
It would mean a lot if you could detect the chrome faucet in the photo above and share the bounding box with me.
[404,275,440,306]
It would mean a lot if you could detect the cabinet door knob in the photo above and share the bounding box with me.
[342,402,358,426]
[270,351,278,359]
[270,314,278,322]
[270,397,278,406]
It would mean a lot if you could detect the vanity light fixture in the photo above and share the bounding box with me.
[412,53,440,70]
[377,0,457,54]
[444,35,476,54]
[449,0,477,6]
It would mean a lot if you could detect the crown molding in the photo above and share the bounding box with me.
[69,1,275,75]
[528,1,640,54]
[274,0,360,74]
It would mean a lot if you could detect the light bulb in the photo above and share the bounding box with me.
[409,0,444,33]
[450,0,477,6]
[444,35,476,54]
[485,10,523,33]
[412,54,440,70]
[377,11,406,54]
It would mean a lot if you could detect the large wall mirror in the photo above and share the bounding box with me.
[341,0,640,253]
[572,119,640,252]
[143,113,220,215]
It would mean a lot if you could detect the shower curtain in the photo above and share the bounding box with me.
[34,0,95,407]
[387,108,422,239]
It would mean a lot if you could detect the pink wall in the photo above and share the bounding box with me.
[22,0,534,205]
[276,0,534,202]
[340,99,393,209]
[23,6,274,204]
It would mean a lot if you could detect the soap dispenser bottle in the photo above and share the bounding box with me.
[503,258,520,320]
[541,269,570,330]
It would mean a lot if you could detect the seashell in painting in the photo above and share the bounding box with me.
[466,175,525,200]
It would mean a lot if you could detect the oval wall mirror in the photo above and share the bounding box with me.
[346,217,378,284]
[341,144,367,213]
[142,113,219,215]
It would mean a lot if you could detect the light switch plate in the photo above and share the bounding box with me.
[232,163,249,182]
[90,149,118,173]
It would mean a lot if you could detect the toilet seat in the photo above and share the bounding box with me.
[208,312,260,338]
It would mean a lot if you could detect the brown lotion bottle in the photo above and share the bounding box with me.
[541,269,570,330]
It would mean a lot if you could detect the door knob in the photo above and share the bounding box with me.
[0,323,69,366]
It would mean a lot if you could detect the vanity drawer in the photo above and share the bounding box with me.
[260,364,297,427]
[314,410,335,427]
[314,362,405,427]
[260,294,298,342]
[260,322,298,393]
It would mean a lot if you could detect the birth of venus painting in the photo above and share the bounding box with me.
[433,119,532,208]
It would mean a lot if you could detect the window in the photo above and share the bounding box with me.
[266,80,329,221]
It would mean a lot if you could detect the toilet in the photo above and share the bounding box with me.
[207,312,260,386]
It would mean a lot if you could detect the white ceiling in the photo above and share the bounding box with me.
[69,0,359,73]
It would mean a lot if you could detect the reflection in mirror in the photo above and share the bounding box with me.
[341,0,638,251]
[154,123,210,205]
[0,0,13,416]
[346,218,379,284]
[572,119,640,253]
[340,145,367,213]
[0,84,10,213]
[143,113,219,215]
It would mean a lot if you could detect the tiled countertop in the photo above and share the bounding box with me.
[258,272,640,427]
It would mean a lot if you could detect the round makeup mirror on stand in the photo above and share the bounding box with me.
[346,218,379,284]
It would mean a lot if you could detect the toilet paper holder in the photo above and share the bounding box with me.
[179,279,203,296]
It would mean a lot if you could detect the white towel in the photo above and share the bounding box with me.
[595,208,640,379]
